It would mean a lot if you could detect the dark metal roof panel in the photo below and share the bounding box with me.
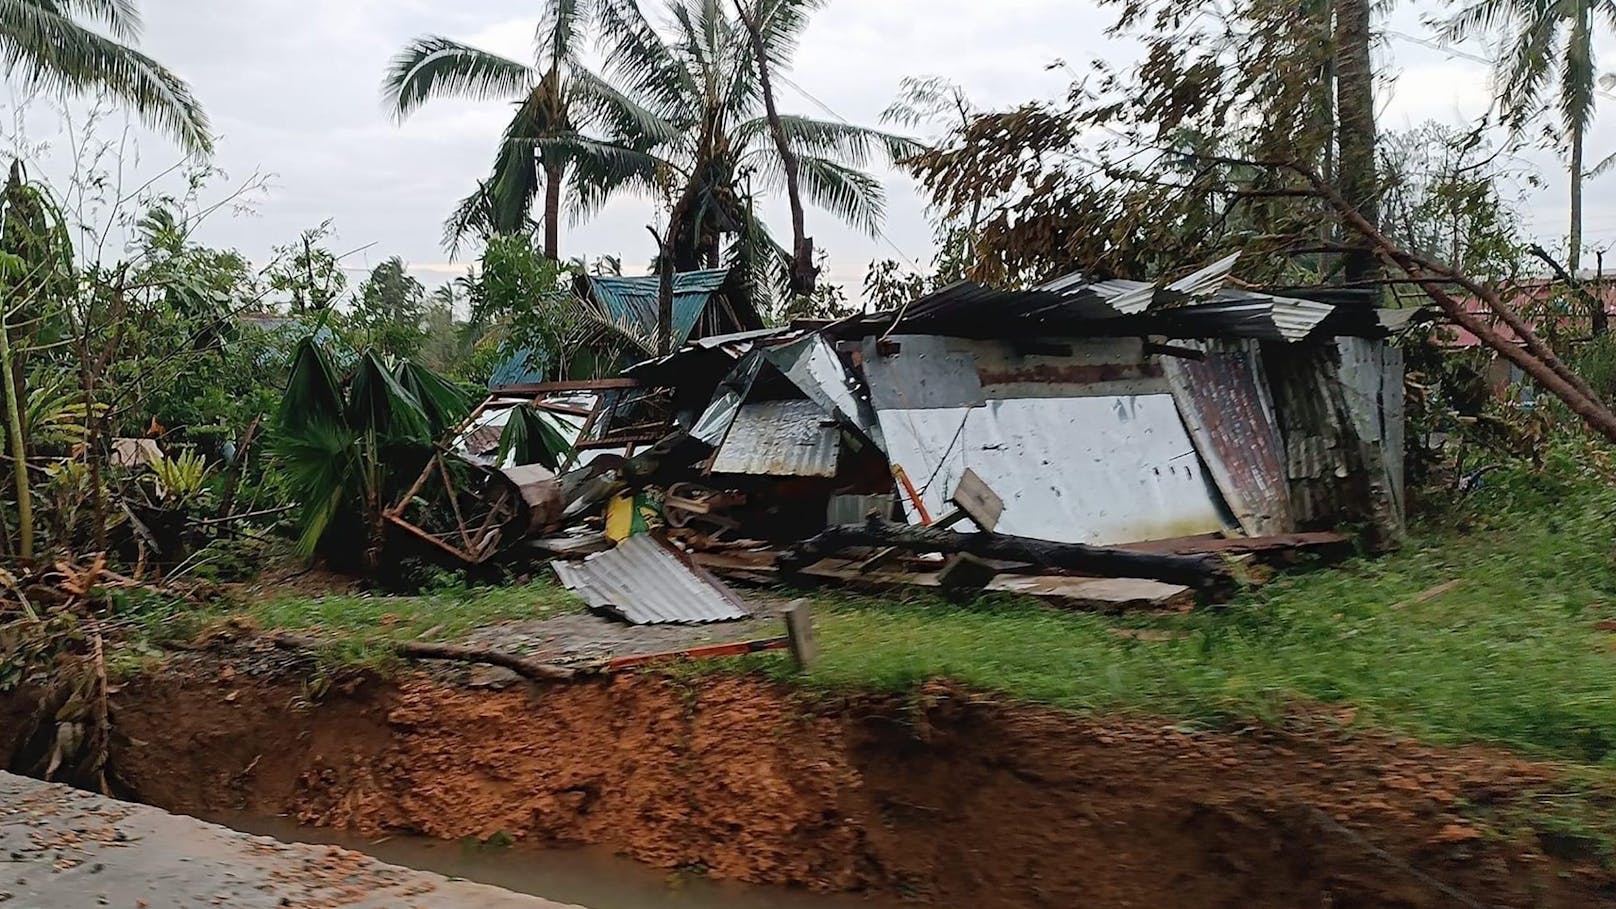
[709,399,841,477]
[551,533,750,625]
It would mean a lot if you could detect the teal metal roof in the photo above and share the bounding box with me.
[586,269,730,346]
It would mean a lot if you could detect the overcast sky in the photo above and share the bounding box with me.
[15,0,1616,297]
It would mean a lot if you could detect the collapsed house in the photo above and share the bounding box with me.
[391,257,1408,618]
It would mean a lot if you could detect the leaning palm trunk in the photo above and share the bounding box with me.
[0,306,29,560]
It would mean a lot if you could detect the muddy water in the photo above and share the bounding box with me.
[209,812,905,909]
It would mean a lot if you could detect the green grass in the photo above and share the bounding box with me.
[778,443,1616,765]
[114,441,1616,767]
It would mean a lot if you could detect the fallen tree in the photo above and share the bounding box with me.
[782,517,1234,594]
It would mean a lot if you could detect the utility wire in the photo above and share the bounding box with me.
[1385,29,1616,104]
[775,72,926,271]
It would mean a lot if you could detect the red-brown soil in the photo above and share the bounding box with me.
[11,657,1615,908]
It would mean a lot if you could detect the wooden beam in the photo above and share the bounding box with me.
[785,517,1232,593]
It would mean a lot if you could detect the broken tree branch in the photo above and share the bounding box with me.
[783,517,1233,592]
[269,634,579,683]
[1527,243,1608,333]
[1294,167,1616,443]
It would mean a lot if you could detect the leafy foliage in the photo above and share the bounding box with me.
[496,404,573,470]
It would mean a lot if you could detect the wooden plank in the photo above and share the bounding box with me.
[799,558,1194,613]
[1118,531,1351,556]
[604,637,789,671]
[949,468,1004,531]
[937,552,999,593]
[783,600,818,671]
[491,378,645,393]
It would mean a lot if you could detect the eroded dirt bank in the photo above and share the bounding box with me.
[10,658,1614,908]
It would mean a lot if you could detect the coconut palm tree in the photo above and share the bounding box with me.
[1,0,211,155]
[524,0,914,285]
[1441,0,1616,273]
[384,0,655,259]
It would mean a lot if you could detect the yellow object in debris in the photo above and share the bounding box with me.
[605,491,635,542]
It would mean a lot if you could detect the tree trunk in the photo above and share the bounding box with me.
[1570,116,1584,276]
[542,162,563,262]
[0,312,30,562]
[1333,0,1379,284]
[734,0,818,297]
[784,517,1233,592]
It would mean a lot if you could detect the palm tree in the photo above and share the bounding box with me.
[523,0,912,331]
[384,0,651,259]
[1441,0,1616,273]
[1,0,211,155]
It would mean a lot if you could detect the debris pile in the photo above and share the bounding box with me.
[390,257,1403,623]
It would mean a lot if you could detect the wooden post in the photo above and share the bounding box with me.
[783,599,818,672]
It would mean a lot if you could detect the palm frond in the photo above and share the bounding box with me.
[595,0,699,121]
[1557,13,1597,132]
[793,155,885,234]
[0,0,212,154]
[724,205,788,316]
[1587,149,1616,179]
[381,35,533,121]
[738,114,919,167]
[54,0,140,40]
[517,133,670,187]
[1438,0,1533,42]
[346,351,430,443]
[393,359,473,439]
[536,0,591,71]
[278,336,346,435]
[496,404,572,470]
[567,65,679,144]
[274,417,358,557]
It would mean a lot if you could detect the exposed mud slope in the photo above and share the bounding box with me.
[45,661,1616,908]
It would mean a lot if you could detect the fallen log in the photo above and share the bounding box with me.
[269,634,579,683]
[783,518,1233,594]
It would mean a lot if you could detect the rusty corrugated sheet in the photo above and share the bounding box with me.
[709,399,842,478]
[1262,341,1377,530]
[1163,342,1295,537]
[552,534,750,625]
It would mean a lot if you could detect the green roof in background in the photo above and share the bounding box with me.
[586,268,731,347]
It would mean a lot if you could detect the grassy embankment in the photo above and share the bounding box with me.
[131,445,1616,770]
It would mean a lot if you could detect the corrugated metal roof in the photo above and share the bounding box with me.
[552,533,751,625]
[887,254,1346,342]
[709,399,842,477]
[1163,342,1295,537]
[586,269,730,346]
[763,333,884,449]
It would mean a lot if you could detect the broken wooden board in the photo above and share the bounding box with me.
[1118,531,1352,559]
[796,557,1194,613]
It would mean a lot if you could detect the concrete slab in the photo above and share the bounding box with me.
[0,772,582,909]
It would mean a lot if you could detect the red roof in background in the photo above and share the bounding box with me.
[1445,279,1616,347]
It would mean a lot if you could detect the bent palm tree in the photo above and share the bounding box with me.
[0,0,211,155]
[1442,0,1616,273]
[384,0,657,259]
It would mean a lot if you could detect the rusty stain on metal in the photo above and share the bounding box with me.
[1162,342,1296,537]
[977,361,1165,387]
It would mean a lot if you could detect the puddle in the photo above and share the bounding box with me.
[208,812,905,909]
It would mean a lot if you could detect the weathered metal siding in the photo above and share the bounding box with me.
[1262,339,1401,542]
[1336,336,1407,524]
[709,399,842,478]
[860,335,1232,545]
[552,534,750,625]
[1162,342,1296,537]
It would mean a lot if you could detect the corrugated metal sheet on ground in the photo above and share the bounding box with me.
[1163,341,1296,537]
[585,269,729,346]
[552,533,750,625]
[709,399,842,477]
